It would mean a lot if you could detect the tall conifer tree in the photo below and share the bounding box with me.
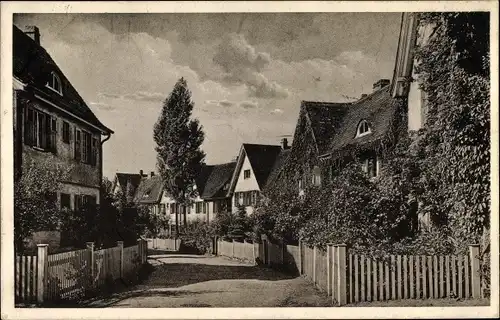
[153,78,205,235]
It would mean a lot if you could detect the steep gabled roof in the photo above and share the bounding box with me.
[263,148,291,191]
[114,173,143,195]
[322,85,397,157]
[134,175,164,204]
[242,144,283,190]
[13,25,112,134]
[302,101,351,155]
[201,162,237,200]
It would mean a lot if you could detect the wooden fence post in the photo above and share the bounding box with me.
[469,244,481,298]
[117,241,124,278]
[232,239,235,259]
[313,246,317,286]
[143,239,148,263]
[327,243,333,297]
[298,239,303,275]
[36,244,48,304]
[336,244,347,306]
[86,242,95,290]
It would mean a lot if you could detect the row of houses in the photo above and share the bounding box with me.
[114,13,429,229]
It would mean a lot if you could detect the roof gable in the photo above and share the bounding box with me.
[13,25,112,133]
[134,175,164,204]
[302,101,350,155]
[242,144,283,190]
[201,162,236,199]
[323,85,397,156]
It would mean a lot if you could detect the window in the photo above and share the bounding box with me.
[24,107,57,153]
[244,169,251,179]
[356,120,372,137]
[312,166,322,187]
[159,204,166,215]
[203,202,207,214]
[196,202,203,213]
[46,72,62,95]
[170,203,176,214]
[361,155,379,178]
[62,121,70,143]
[223,183,229,191]
[74,194,96,210]
[74,128,98,166]
[60,193,71,209]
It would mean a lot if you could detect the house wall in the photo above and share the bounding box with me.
[16,91,102,204]
[161,191,207,226]
[232,153,260,215]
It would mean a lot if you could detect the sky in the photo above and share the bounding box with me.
[14,13,402,180]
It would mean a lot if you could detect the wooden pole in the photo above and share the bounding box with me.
[337,244,347,306]
[36,244,48,304]
[327,243,333,296]
[117,241,124,279]
[86,242,95,291]
[298,239,303,275]
[469,244,481,298]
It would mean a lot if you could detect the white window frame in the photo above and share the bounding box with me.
[46,72,63,95]
[356,120,372,138]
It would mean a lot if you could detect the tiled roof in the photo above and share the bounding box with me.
[134,175,164,204]
[263,148,291,191]
[115,173,143,195]
[243,144,283,190]
[302,85,397,158]
[194,164,214,198]
[323,85,396,156]
[201,162,237,200]
[13,25,112,133]
[303,101,350,155]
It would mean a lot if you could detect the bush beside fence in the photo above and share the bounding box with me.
[15,239,148,305]
[215,238,484,306]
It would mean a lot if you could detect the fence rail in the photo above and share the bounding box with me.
[215,238,483,306]
[15,239,148,305]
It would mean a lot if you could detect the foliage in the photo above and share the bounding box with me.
[179,220,213,254]
[413,12,490,247]
[137,208,170,238]
[14,158,71,251]
[153,77,205,231]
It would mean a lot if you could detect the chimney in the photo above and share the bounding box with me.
[139,170,144,177]
[373,79,390,92]
[24,26,40,45]
[150,171,155,177]
[281,138,290,150]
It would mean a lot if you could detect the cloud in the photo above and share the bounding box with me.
[90,101,115,111]
[98,92,122,99]
[218,100,235,107]
[270,108,284,114]
[213,33,288,99]
[239,101,258,109]
[123,91,165,102]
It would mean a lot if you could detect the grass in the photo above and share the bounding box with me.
[346,298,490,307]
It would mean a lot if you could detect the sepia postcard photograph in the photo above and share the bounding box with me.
[1,1,499,319]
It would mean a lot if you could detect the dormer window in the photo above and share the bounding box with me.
[46,72,62,95]
[356,120,372,138]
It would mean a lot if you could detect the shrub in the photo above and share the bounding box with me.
[179,220,214,254]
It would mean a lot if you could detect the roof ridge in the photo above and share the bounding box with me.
[354,84,390,104]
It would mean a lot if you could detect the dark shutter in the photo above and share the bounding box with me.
[50,117,57,153]
[60,193,71,209]
[234,192,238,206]
[91,137,98,166]
[24,107,34,146]
[75,129,81,160]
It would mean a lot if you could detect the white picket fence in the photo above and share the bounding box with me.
[15,239,148,305]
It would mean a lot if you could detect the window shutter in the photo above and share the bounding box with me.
[74,129,81,160]
[91,137,98,166]
[24,107,34,146]
[234,193,238,207]
[50,118,57,153]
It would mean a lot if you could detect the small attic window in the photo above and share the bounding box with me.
[46,72,62,95]
[356,120,372,138]
[143,190,150,198]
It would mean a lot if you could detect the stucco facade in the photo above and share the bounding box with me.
[232,153,260,215]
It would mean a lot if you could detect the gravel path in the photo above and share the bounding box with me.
[83,253,331,308]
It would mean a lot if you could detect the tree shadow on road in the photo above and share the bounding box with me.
[141,262,297,288]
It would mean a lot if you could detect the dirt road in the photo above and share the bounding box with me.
[83,252,331,308]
